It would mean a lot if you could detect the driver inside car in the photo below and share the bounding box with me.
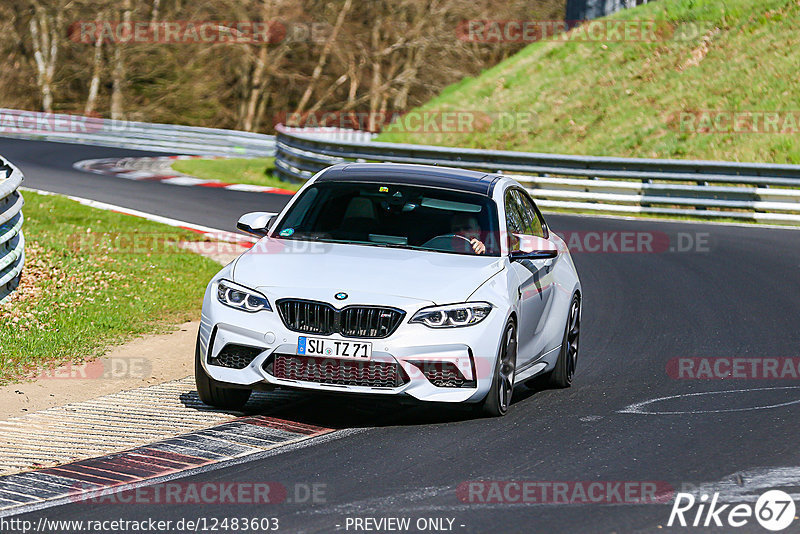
[451,213,486,255]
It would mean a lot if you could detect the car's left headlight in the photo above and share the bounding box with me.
[216,280,272,312]
[410,302,492,328]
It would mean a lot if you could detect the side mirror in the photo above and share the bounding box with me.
[510,234,558,261]
[237,212,278,237]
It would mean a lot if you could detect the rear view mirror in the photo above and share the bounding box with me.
[237,212,277,237]
[510,234,558,260]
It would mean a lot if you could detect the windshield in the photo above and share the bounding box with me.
[273,181,501,256]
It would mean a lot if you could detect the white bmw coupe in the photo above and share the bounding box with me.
[196,163,581,416]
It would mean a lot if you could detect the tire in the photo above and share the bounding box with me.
[479,319,517,417]
[195,335,252,410]
[544,294,581,389]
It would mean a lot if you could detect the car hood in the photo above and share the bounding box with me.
[232,238,505,305]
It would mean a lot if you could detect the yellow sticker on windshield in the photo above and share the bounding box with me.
[379,186,389,193]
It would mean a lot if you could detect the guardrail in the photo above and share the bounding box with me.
[0,156,24,305]
[0,109,276,158]
[275,125,800,225]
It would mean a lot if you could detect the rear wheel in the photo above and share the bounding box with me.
[545,294,581,388]
[479,319,517,417]
[195,335,252,409]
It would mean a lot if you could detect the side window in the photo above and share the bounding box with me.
[277,187,319,233]
[504,190,526,251]
[515,190,545,238]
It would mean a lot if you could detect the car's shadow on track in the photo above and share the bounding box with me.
[180,383,552,429]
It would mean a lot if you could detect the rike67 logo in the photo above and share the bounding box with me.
[668,490,796,531]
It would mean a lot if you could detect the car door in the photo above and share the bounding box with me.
[506,188,557,365]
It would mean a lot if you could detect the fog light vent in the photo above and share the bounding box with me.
[209,344,263,369]
[408,361,475,388]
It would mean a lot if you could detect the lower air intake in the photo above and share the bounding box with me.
[270,354,408,388]
[408,361,476,388]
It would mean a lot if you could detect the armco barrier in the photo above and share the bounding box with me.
[0,156,24,305]
[274,125,800,225]
[0,108,275,158]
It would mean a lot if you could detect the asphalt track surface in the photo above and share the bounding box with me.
[4,137,800,533]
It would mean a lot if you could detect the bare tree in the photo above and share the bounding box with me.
[83,10,105,115]
[149,0,160,22]
[293,0,352,116]
[0,0,565,130]
[29,1,63,112]
[110,0,132,119]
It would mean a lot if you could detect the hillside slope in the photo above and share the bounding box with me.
[377,0,800,163]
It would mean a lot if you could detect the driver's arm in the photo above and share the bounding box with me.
[470,238,486,255]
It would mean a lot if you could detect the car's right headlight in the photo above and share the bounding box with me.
[216,280,271,313]
[410,302,492,328]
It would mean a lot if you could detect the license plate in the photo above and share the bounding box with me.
[297,336,372,360]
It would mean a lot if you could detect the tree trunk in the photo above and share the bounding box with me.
[242,44,269,132]
[111,0,132,120]
[150,0,161,23]
[293,0,353,116]
[29,6,61,113]
[84,14,104,116]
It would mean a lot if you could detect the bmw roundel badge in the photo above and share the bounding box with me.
[335,292,348,301]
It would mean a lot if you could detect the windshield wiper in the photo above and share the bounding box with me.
[279,234,431,251]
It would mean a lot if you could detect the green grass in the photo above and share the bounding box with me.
[172,157,302,192]
[0,192,222,384]
[376,0,800,164]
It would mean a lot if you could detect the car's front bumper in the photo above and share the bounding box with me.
[199,283,508,403]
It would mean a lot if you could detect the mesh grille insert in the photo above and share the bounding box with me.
[270,354,408,388]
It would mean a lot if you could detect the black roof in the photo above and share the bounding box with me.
[316,163,500,195]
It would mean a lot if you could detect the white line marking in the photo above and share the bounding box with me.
[225,183,280,192]
[159,177,211,186]
[618,386,800,415]
[115,170,155,179]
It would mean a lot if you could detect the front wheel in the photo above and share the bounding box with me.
[479,319,517,417]
[195,335,252,410]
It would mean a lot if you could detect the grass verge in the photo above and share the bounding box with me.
[0,191,222,385]
[375,0,800,164]
[171,157,302,192]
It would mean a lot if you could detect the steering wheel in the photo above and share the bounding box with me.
[421,234,474,253]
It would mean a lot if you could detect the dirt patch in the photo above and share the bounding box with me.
[679,28,720,71]
[0,321,199,421]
